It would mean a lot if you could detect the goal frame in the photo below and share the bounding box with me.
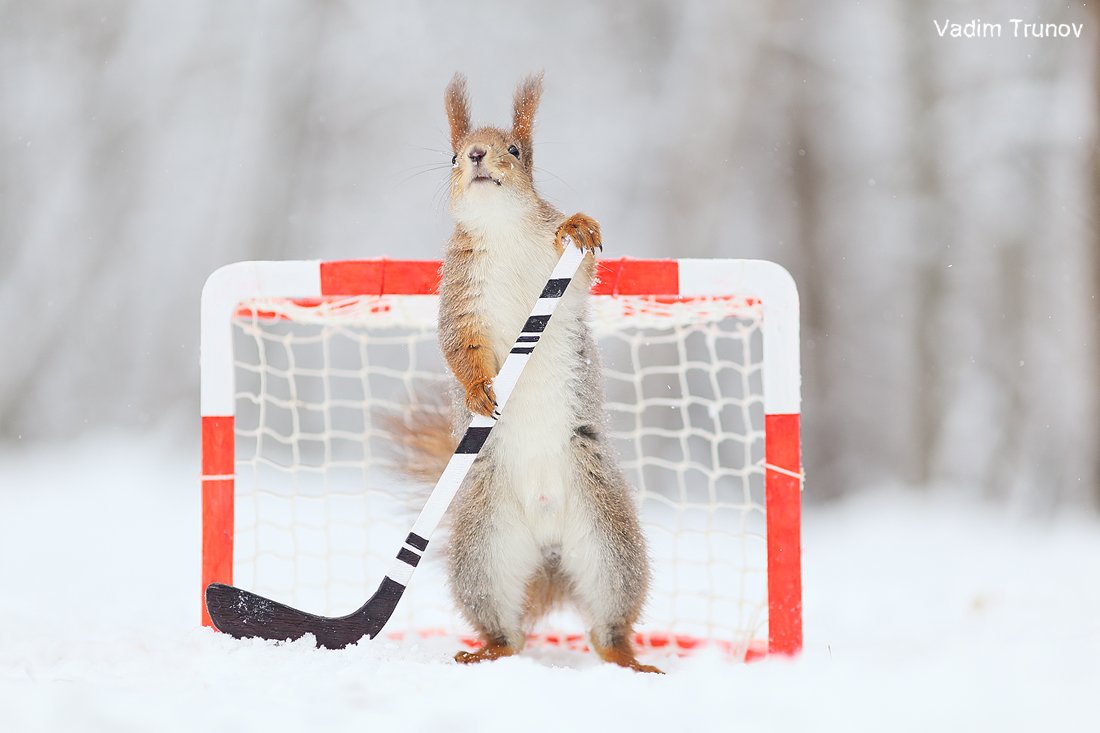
[200,257,803,656]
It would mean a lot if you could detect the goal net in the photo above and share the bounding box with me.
[200,258,802,661]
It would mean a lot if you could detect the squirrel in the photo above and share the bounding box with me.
[397,73,660,674]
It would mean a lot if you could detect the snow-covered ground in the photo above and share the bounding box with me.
[1,431,1097,732]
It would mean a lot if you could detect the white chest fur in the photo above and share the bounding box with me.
[454,195,588,541]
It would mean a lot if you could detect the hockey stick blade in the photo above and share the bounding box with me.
[204,244,588,649]
[205,577,404,649]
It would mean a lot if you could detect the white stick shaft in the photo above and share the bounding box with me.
[397,245,587,574]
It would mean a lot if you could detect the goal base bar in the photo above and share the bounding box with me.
[449,631,769,662]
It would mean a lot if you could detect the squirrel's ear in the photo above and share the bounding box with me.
[512,72,544,149]
[445,73,470,153]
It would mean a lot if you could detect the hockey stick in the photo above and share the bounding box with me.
[205,243,588,649]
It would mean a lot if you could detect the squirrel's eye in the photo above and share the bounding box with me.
[451,154,457,165]
[508,145,520,158]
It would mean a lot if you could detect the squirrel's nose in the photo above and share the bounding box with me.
[468,147,486,163]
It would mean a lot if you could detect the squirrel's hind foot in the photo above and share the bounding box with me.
[591,631,664,674]
[454,640,517,665]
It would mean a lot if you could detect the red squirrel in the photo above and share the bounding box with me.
[400,73,659,673]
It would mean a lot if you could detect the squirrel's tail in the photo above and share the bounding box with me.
[381,390,457,484]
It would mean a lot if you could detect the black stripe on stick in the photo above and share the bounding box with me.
[540,278,571,298]
[405,533,428,551]
[523,315,550,333]
[516,336,539,343]
[397,547,421,567]
[510,346,535,354]
[456,426,492,454]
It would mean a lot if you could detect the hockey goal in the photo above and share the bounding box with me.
[200,257,802,660]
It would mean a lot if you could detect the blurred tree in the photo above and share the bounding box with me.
[1094,0,1100,509]
[1,0,1097,509]
[902,0,949,487]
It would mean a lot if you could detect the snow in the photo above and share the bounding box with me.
[1,432,1098,732]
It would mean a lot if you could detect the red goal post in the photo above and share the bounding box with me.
[200,257,803,657]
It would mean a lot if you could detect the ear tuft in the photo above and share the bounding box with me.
[512,72,544,148]
[445,73,470,153]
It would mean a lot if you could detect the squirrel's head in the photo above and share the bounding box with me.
[444,73,543,224]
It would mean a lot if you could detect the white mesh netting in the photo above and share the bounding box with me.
[231,293,767,657]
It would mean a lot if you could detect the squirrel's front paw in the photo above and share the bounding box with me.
[465,379,499,419]
[555,213,602,255]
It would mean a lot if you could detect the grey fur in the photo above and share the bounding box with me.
[443,285,650,650]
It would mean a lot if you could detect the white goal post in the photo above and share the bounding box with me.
[200,257,802,660]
